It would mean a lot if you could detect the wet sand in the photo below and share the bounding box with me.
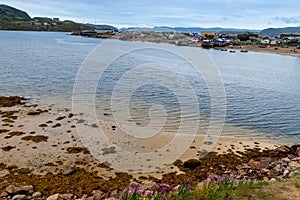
[0,98,289,175]
[1,96,299,196]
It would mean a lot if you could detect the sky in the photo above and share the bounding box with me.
[1,0,300,29]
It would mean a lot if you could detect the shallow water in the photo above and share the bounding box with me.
[1,31,300,143]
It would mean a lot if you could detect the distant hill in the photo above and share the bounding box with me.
[260,27,300,36]
[0,4,31,21]
[86,23,118,31]
[0,4,117,32]
[120,26,261,33]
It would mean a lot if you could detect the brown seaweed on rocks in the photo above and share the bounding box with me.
[0,96,25,107]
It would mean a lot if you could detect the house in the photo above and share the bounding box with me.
[201,32,217,39]
[168,34,175,40]
[191,36,199,42]
[261,36,271,44]
[32,22,41,25]
[213,38,227,46]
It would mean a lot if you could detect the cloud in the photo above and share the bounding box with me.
[1,0,300,29]
[272,16,300,24]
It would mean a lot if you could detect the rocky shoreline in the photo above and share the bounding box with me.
[0,96,299,199]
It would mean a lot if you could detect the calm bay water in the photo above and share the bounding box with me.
[1,31,300,141]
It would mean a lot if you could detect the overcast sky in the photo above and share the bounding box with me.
[1,0,300,29]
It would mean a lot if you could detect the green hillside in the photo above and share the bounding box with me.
[0,4,93,32]
[0,4,31,21]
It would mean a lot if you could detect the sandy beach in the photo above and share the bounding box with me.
[1,96,299,198]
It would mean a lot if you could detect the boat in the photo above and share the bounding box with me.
[221,48,227,51]
[240,50,248,53]
[229,50,236,53]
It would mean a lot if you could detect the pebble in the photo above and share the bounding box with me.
[0,169,10,178]
[6,185,18,194]
[32,192,42,198]
[19,185,34,192]
[46,193,63,200]
[12,194,26,200]
[0,192,8,197]
[62,165,76,175]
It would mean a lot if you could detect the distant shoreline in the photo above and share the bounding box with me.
[110,36,300,57]
[1,29,299,57]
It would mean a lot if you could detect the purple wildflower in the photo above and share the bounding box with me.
[249,192,253,199]
[135,185,140,192]
[211,175,216,182]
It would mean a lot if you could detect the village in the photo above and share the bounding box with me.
[107,30,300,54]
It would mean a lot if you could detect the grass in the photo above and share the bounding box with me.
[120,168,300,200]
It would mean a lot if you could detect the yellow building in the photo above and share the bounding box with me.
[201,32,217,39]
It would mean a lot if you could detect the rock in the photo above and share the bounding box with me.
[19,185,34,192]
[91,190,104,200]
[183,159,201,170]
[275,145,290,153]
[261,168,269,173]
[173,185,181,191]
[46,194,63,200]
[274,164,281,172]
[219,165,226,169]
[0,192,8,197]
[110,190,118,198]
[268,170,279,178]
[160,183,170,190]
[0,169,9,178]
[129,182,139,188]
[140,182,157,191]
[289,172,295,177]
[61,194,73,200]
[12,194,26,200]
[62,165,75,175]
[281,157,290,163]
[248,159,259,169]
[291,157,300,161]
[198,149,208,157]
[258,157,270,169]
[241,164,251,169]
[276,176,284,181]
[32,192,42,198]
[291,145,300,156]
[283,169,290,177]
[6,185,18,194]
